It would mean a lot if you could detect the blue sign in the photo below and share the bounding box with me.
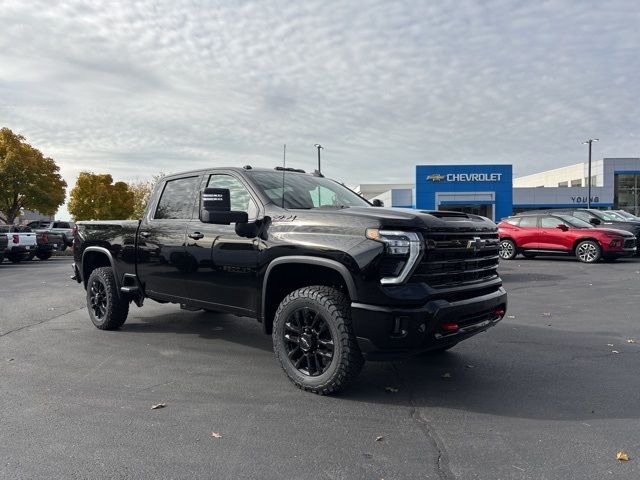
[416,165,513,221]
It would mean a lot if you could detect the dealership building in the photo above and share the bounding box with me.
[354,158,640,221]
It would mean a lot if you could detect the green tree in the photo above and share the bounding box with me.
[0,127,67,224]
[68,172,135,220]
[128,173,164,219]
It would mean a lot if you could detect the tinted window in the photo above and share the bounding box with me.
[572,211,593,222]
[53,222,70,228]
[155,176,200,219]
[206,174,258,218]
[541,217,563,228]
[519,216,538,227]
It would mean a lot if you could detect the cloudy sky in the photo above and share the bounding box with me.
[1,0,639,218]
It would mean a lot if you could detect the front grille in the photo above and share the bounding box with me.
[624,238,636,249]
[411,231,500,288]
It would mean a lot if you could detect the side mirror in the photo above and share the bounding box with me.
[589,217,601,226]
[200,188,248,225]
[556,224,569,231]
[372,199,384,207]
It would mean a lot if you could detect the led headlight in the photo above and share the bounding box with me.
[366,229,423,284]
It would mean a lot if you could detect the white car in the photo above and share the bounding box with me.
[0,225,38,263]
[27,220,76,249]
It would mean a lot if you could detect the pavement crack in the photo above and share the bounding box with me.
[0,306,85,338]
[390,362,456,480]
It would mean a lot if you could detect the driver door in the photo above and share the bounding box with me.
[182,172,262,315]
[539,216,572,252]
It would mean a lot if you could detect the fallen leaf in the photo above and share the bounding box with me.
[441,372,452,379]
[612,350,620,354]
[150,403,166,410]
[384,386,399,393]
[626,338,636,344]
[616,451,629,461]
[7,358,14,362]
[541,312,552,317]
[607,344,614,347]
[465,364,475,369]
[375,435,384,442]
[211,432,223,439]
[507,315,516,319]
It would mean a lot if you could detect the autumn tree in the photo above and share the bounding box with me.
[128,173,164,219]
[0,127,67,224]
[68,172,135,221]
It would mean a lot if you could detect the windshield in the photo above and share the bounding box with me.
[615,210,638,220]
[558,215,593,228]
[591,210,620,221]
[248,171,370,209]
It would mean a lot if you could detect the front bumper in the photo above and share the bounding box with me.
[351,287,507,359]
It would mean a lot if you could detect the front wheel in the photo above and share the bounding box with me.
[86,267,129,330]
[36,251,52,260]
[499,239,517,260]
[576,240,601,263]
[273,286,364,395]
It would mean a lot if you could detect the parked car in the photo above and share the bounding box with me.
[27,220,76,250]
[15,226,62,260]
[520,208,640,238]
[498,213,636,263]
[611,210,640,221]
[0,225,38,263]
[72,166,507,394]
[0,234,7,263]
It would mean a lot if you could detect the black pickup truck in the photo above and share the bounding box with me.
[73,166,507,394]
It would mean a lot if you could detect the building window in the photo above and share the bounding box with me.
[558,181,568,188]
[584,176,597,187]
[570,179,582,187]
[614,173,640,216]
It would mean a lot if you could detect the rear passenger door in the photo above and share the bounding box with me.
[136,175,202,301]
[517,216,540,250]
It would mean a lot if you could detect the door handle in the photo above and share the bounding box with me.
[188,232,205,240]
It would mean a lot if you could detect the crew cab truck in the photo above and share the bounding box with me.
[73,167,507,394]
[0,225,38,263]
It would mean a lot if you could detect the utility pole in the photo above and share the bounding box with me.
[314,144,323,174]
[582,138,599,209]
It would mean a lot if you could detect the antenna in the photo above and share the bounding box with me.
[281,144,286,209]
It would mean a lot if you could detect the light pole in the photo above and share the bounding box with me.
[314,144,323,174]
[582,138,599,209]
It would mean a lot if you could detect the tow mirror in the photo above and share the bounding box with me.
[556,224,569,231]
[589,217,601,226]
[372,199,384,207]
[200,188,248,225]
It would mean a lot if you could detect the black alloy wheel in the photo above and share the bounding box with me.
[86,267,129,330]
[283,307,334,377]
[89,279,108,321]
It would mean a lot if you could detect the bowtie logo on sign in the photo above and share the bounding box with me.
[426,173,503,182]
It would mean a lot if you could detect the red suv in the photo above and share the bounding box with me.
[498,213,636,263]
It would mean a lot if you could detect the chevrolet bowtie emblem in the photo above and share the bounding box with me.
[426,174,446,182]
[467,237,485,251]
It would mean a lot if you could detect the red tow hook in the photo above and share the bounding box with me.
[493,307,506,318]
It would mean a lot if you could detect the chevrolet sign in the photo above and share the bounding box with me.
[426,173,503,182]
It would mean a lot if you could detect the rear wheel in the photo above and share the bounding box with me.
[86,267,129,330]
[273,286,364,395]
[576,240,601,263]
[499,239,517,260]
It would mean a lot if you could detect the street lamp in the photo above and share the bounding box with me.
[582,138,599,209]
[314,144,324,174]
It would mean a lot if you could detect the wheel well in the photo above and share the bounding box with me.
[82,251,112,287]
[262,264,349,335]
[572,237,601,252]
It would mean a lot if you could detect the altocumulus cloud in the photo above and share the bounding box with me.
[1,0,639,217]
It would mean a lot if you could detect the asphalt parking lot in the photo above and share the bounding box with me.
[1,256,639,479]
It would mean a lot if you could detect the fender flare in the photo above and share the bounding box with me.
[82,246,120,291]
[261,256,358,317]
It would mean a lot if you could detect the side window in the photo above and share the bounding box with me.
[310,186,338,208]
[207,174,258,219]
[519,216,538,228]
[504,217,520,226]
[573,211,591,222]
[54,222,70,228]
[541,217,562,228]
[155,176,200,219]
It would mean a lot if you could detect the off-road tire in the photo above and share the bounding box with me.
[575,240,601,264]
[86,267,129,330]
[499,239,517,260]
[36,252,52,260]
[273,286,364,395]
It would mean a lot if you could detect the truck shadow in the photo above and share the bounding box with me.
[122,310,639,422]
